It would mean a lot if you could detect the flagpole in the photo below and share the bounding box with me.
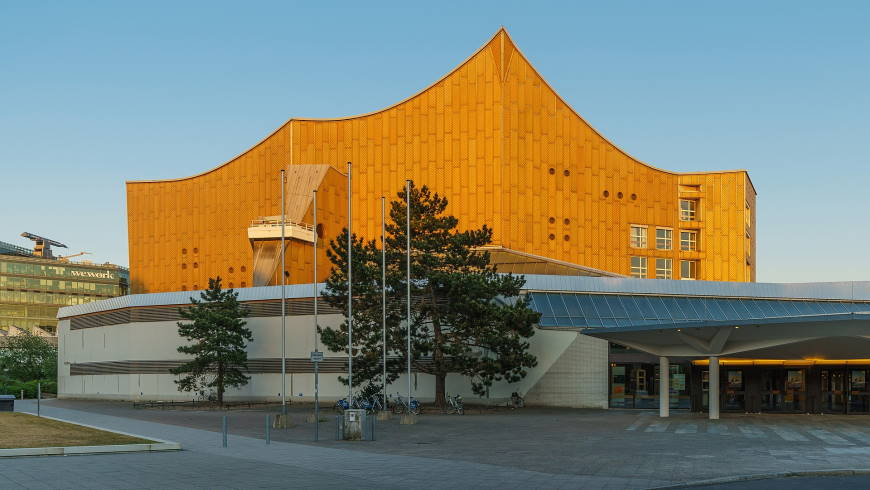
[405,180,412,407]
[313,188,319,440]
[381,196,387,410]
[280,169,286,415]
[347,162,353,405]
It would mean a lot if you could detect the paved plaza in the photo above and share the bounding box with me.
[3,400,870,489]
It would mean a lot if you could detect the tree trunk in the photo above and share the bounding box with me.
[432,305,446,409]
[435,373,447,409]
[217,367,224,406]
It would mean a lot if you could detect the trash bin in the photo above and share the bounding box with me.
[0,395,15,412]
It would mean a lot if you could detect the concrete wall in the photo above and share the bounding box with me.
[58,314,609,408]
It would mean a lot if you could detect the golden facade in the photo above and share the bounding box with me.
[126,29,756,294]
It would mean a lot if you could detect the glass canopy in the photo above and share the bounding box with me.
[527,292,870,329]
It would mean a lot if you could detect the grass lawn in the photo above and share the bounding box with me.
[0,412,153,449]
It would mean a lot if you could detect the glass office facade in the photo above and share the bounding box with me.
[0,253,128,333]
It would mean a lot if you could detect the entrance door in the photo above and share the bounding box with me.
[821,369,846,413]
[724,369,745,411]
[761,369,806,412]
[849,369,870,413]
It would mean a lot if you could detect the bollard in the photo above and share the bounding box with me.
[222,415,228,448]
[265,414,271,445]
[335,415,343,441]
[37,383,41,417]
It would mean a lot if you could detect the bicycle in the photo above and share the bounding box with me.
[391,392,421,415]
[446,393,464,415]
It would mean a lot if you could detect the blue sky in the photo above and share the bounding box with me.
[1,1,867,282]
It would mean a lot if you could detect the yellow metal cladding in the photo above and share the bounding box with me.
[126,28,756,293]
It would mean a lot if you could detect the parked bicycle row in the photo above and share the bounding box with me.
[333,392,465,415]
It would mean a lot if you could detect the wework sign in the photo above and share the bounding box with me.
[70,270,115,280]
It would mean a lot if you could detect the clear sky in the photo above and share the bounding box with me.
[1,1,867,283]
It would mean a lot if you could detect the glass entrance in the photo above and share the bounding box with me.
[821,369,846,413]
[609,363,689,409]
[849,369,870,413]
[724,369,745,411]
[761,369,806,412]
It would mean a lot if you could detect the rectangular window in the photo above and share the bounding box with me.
[680,260,698,280]
[630,225,647,249]
[655,258,672,279]
[680,199,698,221]
[656,228,672,250]
[680,230,698,251]
[630,257,647,278]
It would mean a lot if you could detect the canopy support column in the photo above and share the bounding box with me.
[659,356,669,418]
[709,356,720,420]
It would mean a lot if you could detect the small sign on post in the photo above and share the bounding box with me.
[310,351,324,363]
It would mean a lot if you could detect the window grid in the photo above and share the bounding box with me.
[656,228,672,250]
[680,230,698,251]
[630,225,647,249]
[630,256,647,278]
[680,199,698,221]
[680,260,698,280]
[655,258,673,279]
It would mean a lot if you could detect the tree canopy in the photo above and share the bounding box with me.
[170,277,252,404]
[320,182,539,407]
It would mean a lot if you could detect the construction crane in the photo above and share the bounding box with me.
[57,251,92,262]
[20,232,68,259]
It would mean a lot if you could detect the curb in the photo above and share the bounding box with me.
[0,412,181,458]
[649,468,870,489]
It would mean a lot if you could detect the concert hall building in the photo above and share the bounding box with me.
[57,29,870,416]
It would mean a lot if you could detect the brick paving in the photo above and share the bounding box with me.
[4,400,870,489]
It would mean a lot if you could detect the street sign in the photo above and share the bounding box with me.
[310,351,324,363]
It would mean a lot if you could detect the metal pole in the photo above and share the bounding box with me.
[313,189,320,441]
[280,169,287,415]
[37,382,41,417]
[405,180,412,406]
[314,360,320,441]
[265,415,271,444]
[222,415,228,447]
[347,162,353,405]
[381,196,387,410]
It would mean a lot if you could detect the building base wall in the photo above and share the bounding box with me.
[57,314,609,408]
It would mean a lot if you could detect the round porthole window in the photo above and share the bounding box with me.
[563,169,570,177]
[548,168,556,175]
[193,262,198,269]
[603,190,610,198]
[193,248,199,254]
[241,266,247,273]
[229,267,234,273]
[563,235,570,241]
[548,233,556,240]
[563,218,570,225]
[617,192,624,199]
[181,263,187,270]
[548,217,556,224]
[631,193,637,200]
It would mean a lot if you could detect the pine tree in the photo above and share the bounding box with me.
[170,277,252,404]
[320,183,539,407]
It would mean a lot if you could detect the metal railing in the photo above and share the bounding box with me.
[250,218,314,232]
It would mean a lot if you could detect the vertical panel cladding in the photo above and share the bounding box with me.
[127,29,754,293]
